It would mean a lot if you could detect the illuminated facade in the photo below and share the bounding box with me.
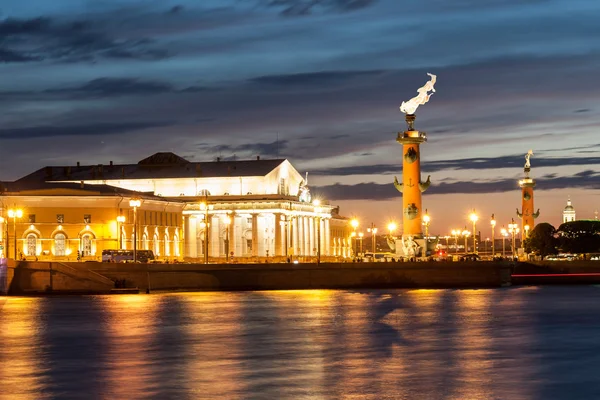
[1,153,345,261]
[563,198,576,223]
[0,183,184,261]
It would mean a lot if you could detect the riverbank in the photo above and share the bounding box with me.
[5,259,600,295]
[2,259,512,294]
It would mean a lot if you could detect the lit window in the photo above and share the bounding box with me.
[27,234,37,256]
[82,234,93,256]
[55,233,66,256]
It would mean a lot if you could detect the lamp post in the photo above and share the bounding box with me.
[469,210,478,254]
[501,227,507,258]
[224,215,231,262]
[358,232,364,255]
[200,202,211,264]
[451,229,460,253]
[129,199,141,263]
[117,215,126,250]
[350,219,359,256]
[462,228,470,253]
[491,215,496,258]
[367,223,378,254]
[508,218,520,260]
[422,209,430,258]
[8,208,23,259]
[0,216,5,258]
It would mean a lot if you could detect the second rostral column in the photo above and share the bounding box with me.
[393,73,436,257]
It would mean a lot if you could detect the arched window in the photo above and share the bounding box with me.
[173,233,180,257]
[143,233,149,250]
[54,233,66,256]
[82,234,93,256]
[164,233,170,256]
[27,234,37,256]
[153,233,160,256]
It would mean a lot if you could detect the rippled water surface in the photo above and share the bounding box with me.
[2,287,600,399]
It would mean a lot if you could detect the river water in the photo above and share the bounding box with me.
[1,287,600,399]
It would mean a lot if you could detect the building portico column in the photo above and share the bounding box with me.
[228,212,236,259]
[324,218,331,256]
[292,217,299,257]
[251,214,258,257]
[274,213,283,256]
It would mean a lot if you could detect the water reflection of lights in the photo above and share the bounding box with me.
[100,295,160,398]
[0,298,47,400]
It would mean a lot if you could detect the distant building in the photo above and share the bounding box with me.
[563,198,576,223]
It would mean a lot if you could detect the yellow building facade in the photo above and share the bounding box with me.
[0,184,185,261]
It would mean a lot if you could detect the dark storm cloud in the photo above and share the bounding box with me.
[0,16,167,63]
[250,70,386,86]
[313,171,600,200]
[199,140,290,157]
[0,48,40,63]
[0,121,172,139]
[3,78,217,100]
[310,155,600,176]
[45,78,174,97]
[263,0,377,16]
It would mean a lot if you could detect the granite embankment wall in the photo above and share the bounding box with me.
[3,260,515,294]
[4,260,115,294]
[89,262,513,292]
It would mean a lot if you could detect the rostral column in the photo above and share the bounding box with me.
[517,150,540,240]
[394,73,436,245]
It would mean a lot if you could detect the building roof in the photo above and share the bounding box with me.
[14,153,287,183]
[0,180,173,201]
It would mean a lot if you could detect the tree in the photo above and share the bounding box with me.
[556,220,600,254]
[525,222,558,258]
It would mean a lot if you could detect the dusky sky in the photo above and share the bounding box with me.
[1,0,600,237]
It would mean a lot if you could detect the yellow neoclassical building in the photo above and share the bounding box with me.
[0,153,354,262]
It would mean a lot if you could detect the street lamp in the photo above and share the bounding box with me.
[508,218,520,260]
[387,222,397,237]
[500,226,508,258]
[224,214,231,262]
[117,215,126,250]
[462,228,470,253]
[367,223,378,254]
[129,199,141,263]
[451,229,460,253]
[469,210,478,254]
[358,232,364,255]
[8,208,23,259]
[200,202,211,264]
[422,209,430,257]
[0,216,5,258]
[491,214,496,258]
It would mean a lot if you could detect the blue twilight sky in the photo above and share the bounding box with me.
[1,0,600,235]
